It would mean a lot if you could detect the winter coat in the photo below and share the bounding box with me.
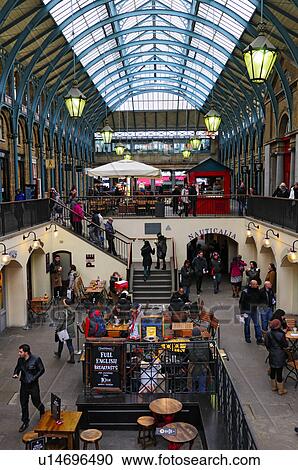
[68,270,78,290]
[105,221,115,240]
[72,203,84,222]
[210,258,222,274]
[246,267,261,285]
[56,308,76,339]
[265,270,276,293]
[272,187,290,198]
[230,262,242,277]
[13,354,45,385]
[259,287,276,309]
[156,236,167,258]
[141,243,155,267]
[264,329,288,368]
[239,287,262,314]
[180,266,192,288]
[192,256,208,275]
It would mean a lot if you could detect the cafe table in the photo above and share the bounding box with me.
[34,411,82,450]
[149,398,182,425]
[85,280,107,294]
[286,331,298,355]
[161,422,198,450]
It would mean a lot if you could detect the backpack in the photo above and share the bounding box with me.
[87,309,106,337]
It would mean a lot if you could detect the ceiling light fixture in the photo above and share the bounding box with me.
[243,0,277,83]
[263,229,279,248]
[64,0,86,117]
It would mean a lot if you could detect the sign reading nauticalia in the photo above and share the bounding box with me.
[188,227,237,241]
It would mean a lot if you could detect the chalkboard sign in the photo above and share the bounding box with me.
[28,436,46,450]
[51,393,61,421]
[90,342,125,392]
[141,315,163,340]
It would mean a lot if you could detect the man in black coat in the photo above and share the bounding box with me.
[13,344,45,432]
[259,281,276,331]
[155,232,167,270]
[239,280,263,344]
[192,251,208,294]
[141,240,155,281]
[188,184,197,216]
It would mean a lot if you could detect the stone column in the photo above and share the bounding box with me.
[276,152,284,187]
[290,139,296,186]
[264,144,270,196]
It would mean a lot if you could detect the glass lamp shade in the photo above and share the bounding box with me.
[246,229,252,238]
[204,109,221,132]
[115,143,125,156]
[100,120,114,144]
[243,34,277,84]
[32,240,41,250]
[182,149,191,159]
[189,136,201,150]
[263,237,271,248]
[1,253,11,265]
[124,152,132,160]
[64,81,86,118]
[287,250,298,263]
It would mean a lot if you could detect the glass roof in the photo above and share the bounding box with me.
[43,0,257,110]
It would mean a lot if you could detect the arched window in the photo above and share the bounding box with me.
[0,115,5,140]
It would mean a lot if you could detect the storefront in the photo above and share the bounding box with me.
[187,158,231,214]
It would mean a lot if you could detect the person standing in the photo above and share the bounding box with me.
[171,185,181,215]
[239,280,263,344]
[105,217,117,256]
[155,232,167,270]
[210,252,222,294]
[13,344,45,432]
[72,201,84,235]
[245,261,261,286]
[265,263,276,294]
[50,254,63,298]
[180,260,192,299]
[237,181,246,216]
[181,184,190,217]
[89,210,103,246]
[141,240,155,281]
[230,256,242,298]
[192,251,208,295]
[289,182,298,199]
[272,182,290,198]
[68,264,78,301]
[264,319,288,395]
[54,298,76,363]
[189,183,197,216]
[259,281,276,331]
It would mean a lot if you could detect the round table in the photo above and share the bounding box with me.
[149,398,182,415]
[161,422,198,449]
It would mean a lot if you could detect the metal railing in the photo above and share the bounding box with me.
[247,196,298,232]
[51,199,131,264]
[216,351,257,450]
[0,198,50,236]
[72,195,241,218]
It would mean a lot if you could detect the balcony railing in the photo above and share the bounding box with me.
[75,195,240,217]
[0,199,50,237]
[247,196,298,232]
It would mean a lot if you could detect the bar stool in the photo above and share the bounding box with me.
[22,431,39,450]
[80,429,103,450]
[137,416,156,449]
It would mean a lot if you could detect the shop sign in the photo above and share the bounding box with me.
[188,228,237,240]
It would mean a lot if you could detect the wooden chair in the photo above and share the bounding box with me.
[285,318,296,330]
[22,431,39,450]
[137,416,156,449]
[80,429,103,450]
[74,276,88,304]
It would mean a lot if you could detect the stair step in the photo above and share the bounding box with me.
[134,270,171,275]
[133,291,171,297]
[133,280,172,286]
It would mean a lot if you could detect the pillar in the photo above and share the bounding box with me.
[276,152,284,187]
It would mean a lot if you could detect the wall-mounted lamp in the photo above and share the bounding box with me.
[287,240,298,263]
[23,231,44,253]
[0,242,12,265]
[263,229,279,248]
[45,223,58,237]
[246,221,259,238]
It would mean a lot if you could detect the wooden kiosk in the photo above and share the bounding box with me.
[187,158,231,215]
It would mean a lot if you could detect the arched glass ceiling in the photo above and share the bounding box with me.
[42,0,257,110]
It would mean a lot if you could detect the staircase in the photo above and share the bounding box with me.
[132,264,172,304]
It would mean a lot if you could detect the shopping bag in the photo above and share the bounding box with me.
[57,329,69,342]
[66,289,72,300]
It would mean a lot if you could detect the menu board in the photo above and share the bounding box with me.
[90,342,125,392]
[51,393,61,421]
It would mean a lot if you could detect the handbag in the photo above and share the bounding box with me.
[57,311,69,342]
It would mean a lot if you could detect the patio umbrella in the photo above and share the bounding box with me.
[86,159,161,178]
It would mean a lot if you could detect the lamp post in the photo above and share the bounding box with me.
[243,0,277,84]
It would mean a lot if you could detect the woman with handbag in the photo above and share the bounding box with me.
[264,319,288,395]
[54,298,76,363]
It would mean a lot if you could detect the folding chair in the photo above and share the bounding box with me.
[285,349,298,389]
